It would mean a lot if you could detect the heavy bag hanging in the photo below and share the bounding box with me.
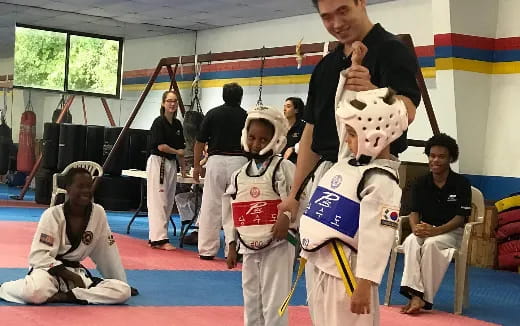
[41,122,60,170]
[16,93,36,173]
[0,86,13,174]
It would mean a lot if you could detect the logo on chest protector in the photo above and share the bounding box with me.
[82,231,94,245]
[250,187,261,198]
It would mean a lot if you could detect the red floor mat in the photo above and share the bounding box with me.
[0,221,236,271]
[0,306,498,326]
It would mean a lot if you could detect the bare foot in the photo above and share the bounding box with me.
[400,300,412,313]
[151,243,176,251]
[405,296,425,314]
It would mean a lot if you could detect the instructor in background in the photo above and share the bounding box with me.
[193,82,248,260]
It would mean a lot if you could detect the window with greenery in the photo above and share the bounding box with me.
[14,27,67,91]
[14,25,123,98]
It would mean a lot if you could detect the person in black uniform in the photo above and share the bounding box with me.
[282,97,306,164]
[278,0,421,224]
[146,90,186,251]
[400,133,471,314]
[193,82,248,259]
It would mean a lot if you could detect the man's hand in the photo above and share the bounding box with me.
[351,41,368,66]
[414,222,437,238]
[277,197,299,223]
[345,65,376,92]
[351,279,372,314]
[272,213,290,240]
[192,166,202,183]
[283,147,294,160]
[226,242,238,269]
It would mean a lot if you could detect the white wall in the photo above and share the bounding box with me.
[483,0,520,177]
[124,32,196,70]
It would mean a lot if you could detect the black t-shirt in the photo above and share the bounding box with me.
[411,171,472,226]
[149,115,185,160]
[196,103,247,156]
[303,23,421,162]
[283,119,306,164]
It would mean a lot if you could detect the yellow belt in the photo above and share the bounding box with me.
[278,240,357,316]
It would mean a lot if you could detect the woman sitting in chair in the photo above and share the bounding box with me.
[400,133,472,314]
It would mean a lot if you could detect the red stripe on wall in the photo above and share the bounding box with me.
[435,33,494,50]
[415,45,434,57]
[495,36,520,50]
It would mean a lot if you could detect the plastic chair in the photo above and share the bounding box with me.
[50,161,103,206]
[384,186,485,314]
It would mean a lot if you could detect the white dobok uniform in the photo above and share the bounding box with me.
[400,227,463,308]
[0,203,131,305]
[198,154,247,257]
[223,155,296,326]
[146,154,177,244]
[299,157,402,326]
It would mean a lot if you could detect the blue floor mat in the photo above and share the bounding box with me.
[0,268,308,307]
[1,207,519,325]
[0,184,35,201]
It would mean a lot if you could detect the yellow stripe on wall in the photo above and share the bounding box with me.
[123,68,436,92]
[436,58,520,74]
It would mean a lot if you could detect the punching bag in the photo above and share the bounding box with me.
[183,109,204,168]
[57,124,86,171]
[42,122,60,170]
[85,125,105,165]
[16,97,36,173]
[0,120,12,175]
[103,126,128,176]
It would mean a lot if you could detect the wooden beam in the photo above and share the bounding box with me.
[100,98,116,126]
[166,64,186,117]
[94,62,164,191]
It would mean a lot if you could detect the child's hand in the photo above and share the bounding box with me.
[351,278,373,314]
[226,242,238,269]
[272,213,290,240]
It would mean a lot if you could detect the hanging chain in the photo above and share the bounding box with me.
[257,47,266,106]
[191,56,203,113]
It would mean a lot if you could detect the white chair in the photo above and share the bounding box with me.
[50,161,103,206]
[384,186,485,314]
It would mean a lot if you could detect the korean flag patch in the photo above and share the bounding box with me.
[380,206,400,229]
[39,233,54,247]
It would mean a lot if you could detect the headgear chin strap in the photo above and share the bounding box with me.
[241,105,290,156]
[336,87,408,163]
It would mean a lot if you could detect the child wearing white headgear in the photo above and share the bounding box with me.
[296,87,408,326]
[222,105,297,326]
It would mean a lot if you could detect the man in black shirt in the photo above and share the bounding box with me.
[400,133,471,314]
[278,0,421,224]
[193,82,248,259]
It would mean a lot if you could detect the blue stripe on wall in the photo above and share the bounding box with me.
[123,65,316,85]
[418,56,435,67]
[494,49,520,62]
[464,174,520,201]
[435,46,495,62]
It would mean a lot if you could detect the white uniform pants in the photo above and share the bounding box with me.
[242,242,295,326]
[400,227,463,305]
[146,155,177,244]
[0,268,130,305]
[302,160,334,324]
[198,155,247,257]
[307,265,379,326]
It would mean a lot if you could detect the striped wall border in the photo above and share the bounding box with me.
[122,34,520,90]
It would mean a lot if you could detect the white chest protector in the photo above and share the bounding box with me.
[299,158,399,252]
[231,156,284,250]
